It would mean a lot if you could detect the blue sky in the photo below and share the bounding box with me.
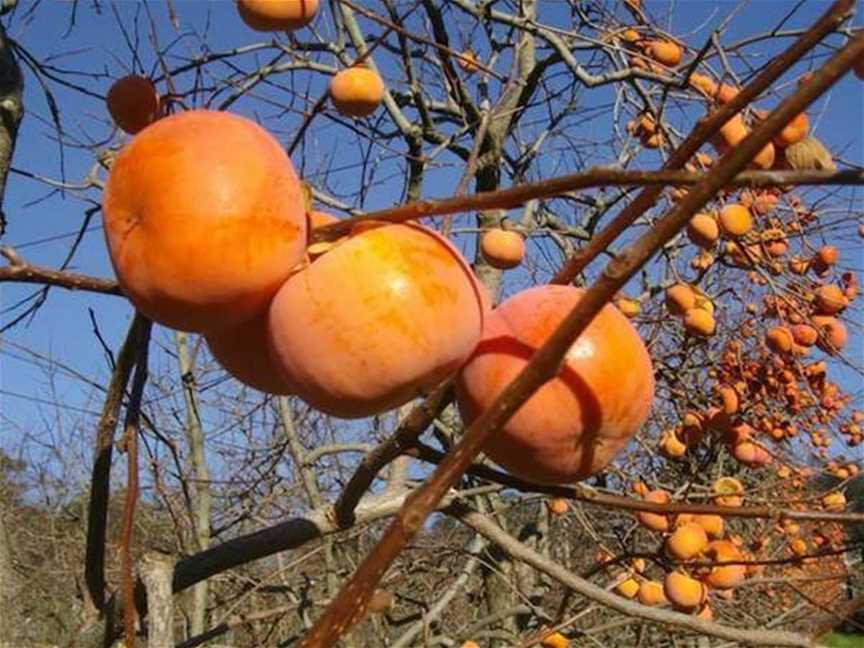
[1,1,862,490]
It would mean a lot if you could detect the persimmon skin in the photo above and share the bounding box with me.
[106,75,160,134]
[455,285,654,484]
[268,223,486,418]
[237,0,319,31]
[102,110,306,333]
[206,311,294,395]
[330,66,385,118]
[480,228,525,269]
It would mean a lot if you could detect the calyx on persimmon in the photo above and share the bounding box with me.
[455,285,654,484]
[102,110,307,333]
[268,222,487,418]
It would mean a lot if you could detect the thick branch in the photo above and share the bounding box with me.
[310,169,863,243]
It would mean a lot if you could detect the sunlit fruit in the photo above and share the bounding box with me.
[814,285,847,314]
[693,514,724,539]
[648,40,682,66]
[637,580,667,606]
[206,310,294,394]
[718,204,753,238]
[822,492,846,511]
[102,110,307,333]
[456,285,654,484]
[733,441,772,468]
[791,324,818,347]
[683,308,715,337]
[664,572,707,610]
[237,0,319,31]
[616,297,641,318]
[811,315,847,352]
[774,112,809,148]
[616,577,640,598]
[687,213,719,249]
[269,223,485,418]
[330,65,385,117]
[480,228,525,269]
[547,498,569,515]
[766,326,794,354]
[660,429,687,458]
[541,632,569,648]
[637,489,671,532]
[666,283,696,315]
[106,75,160,135]
[704,540,746,589]
[666,522,709,560]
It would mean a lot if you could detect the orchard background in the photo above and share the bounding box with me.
[0,1,862,647]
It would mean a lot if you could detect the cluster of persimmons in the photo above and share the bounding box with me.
[101,1,658,495]
[99,2,859,645]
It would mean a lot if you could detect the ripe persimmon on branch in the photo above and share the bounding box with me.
[3,2,863,648]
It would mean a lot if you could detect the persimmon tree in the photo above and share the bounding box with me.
[0,1,862,647]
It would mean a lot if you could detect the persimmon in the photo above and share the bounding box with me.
[790,538,807,556]
[822,492,846,511]
[237,0,319,31]
[637,489,671,532]
[666,523,709,560]
[714,115,774,168]
[714,83,739,104]
[664,572,706,610]
[814,285,847,315]
[811,315,847,352]
[788,257,810,275]
[686,213,719,249]
[638,580,667,606]
[704,540,746,589]
[460,642,481,648]
[766,326,794,354]
[774,113,809,148]
[718,204,753,238]
[330,65,385,118]
[688,73,717,97]
[269,223,485,418]
[616,577,640,598]
[102,110,306,333]
[713,477,744,507]
[541,632,569,648]
[693,514,724,539]
[455,285,654,484]
[480,228,525,269]
[666,283,696,315]
[546,498,569,515]
[683,308,715,337]
[206,310,294,394]
[791,324,818,347]
[647,40,682,66]
[718,386,739,415]
[106,75,160,135]
[696,604,714,621]
[660,429,687,458]
[733,441,772,468]
[615,297,641,318]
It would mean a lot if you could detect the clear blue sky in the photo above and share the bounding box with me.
[1,1,861,486]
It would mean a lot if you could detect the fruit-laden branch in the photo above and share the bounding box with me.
[326,0,859,540]
[0,246,122,294]
[447,502,816,648]
[407,442,864,523]
[83,313,149,615]
[298,20,864,646]
[309,169,863,242]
